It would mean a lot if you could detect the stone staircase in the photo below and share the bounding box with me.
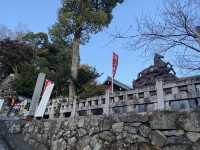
[0,74,16,98]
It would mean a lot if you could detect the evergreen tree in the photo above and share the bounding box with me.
[12,32,104,98]
[0,39,34,74]
[50,0,123,100]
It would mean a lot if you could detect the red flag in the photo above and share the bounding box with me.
[41,79,53,96]
[112,52,119,78]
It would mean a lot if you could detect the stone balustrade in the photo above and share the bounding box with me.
[43,79,200,119]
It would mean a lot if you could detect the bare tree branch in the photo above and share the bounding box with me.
[115,0,200,71]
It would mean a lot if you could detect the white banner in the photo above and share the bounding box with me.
[34,81,54,118]
[29,73,46,116]
[0,99,4,111]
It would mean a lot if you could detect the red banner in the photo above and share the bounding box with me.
[41,79,53,96]
[112,52,119,78]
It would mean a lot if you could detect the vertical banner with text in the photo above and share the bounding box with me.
[112,52,119,92]
[29,73,46,116]
[34,80,54,118]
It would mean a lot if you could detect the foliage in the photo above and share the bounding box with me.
[0,0,124,98]
[21,32,49,49]
[10,32,104,98]
[49,0,124,44]
[77,65,105,98]
[0,39,34,74]
[49,0,124,98]
[13,32,71,97]
[14,64,38,97]
[47,48,71,97]
[78,82,105,98]
[78,65,101,86]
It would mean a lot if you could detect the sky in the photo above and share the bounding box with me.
[0,0,179,87]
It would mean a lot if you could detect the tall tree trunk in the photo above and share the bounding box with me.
[69,35,80,100]
[69,0,85,100]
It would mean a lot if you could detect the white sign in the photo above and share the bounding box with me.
[29,73,46,116]
[0,99,4,111]
[34,81,54,118]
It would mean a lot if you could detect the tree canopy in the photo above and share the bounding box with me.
[49,0,123,44]
[49,0,124,99]
[0,39,34,73]
[0,32,105,98]
[0,0,124,99]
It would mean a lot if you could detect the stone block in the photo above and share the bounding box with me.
[161,130,184,137]
[138,125,151,137]
[166,136,192,145]
[150,130,167,147]
[150,111,177,130]
[93,142,102,150]
[28,125,34,133]
[78,118,85,128]
[68,137,77,145]
[98,131,114,143]
[126,122,142,127]
[63,120,69,128]
[9,123,21,134]
[128,134,147,143]
[89,127,100,136]
[163,145,192,150]
[90,117,100,127]
[78,128,87,137]
[119,112,148,123]
[63,130,71,139]
[44,122,50,128]
[124,126,137,134]
[177,111,200,132]
[101,116,113,130]
[83,145,91,150]
[112,122,124,132]
[186,132,200,142]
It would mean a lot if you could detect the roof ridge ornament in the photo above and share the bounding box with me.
[133,53,177,88]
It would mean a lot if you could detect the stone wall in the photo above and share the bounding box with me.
[0,118,36,150]
[23,110,200,150]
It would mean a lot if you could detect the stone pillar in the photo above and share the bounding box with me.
[59,112,64,119]
[49,106,54,119]
[144,91,149,98]
[127,104,134,113]
[103,90,110,115]
[71,98,77,117]
[88,109,92,115]
[172,87,178,95]
[165,101,170,110]
[156,79,165,110]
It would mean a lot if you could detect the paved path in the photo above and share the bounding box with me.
[0,137,8,150]
[0,117,36,150]
[5,134,36,150]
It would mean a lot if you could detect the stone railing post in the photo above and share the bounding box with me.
[156,79,165,110]
[103,90,110,115]
[71,97,77,117]
[49,106,54,119]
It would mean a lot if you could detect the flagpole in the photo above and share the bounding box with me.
[111,51,114,94]
[112,75,114,93]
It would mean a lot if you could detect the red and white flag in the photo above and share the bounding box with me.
[35,79,54,118]
[112,52,119,78]
[41,79,53,96]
